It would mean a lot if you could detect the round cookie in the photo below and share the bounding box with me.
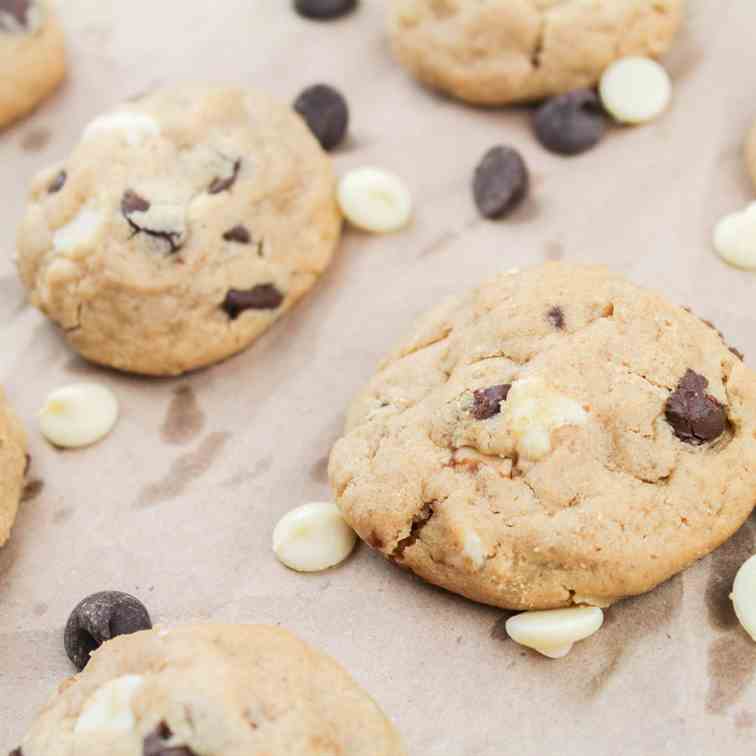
[388,0,685,106]
[329,264,756,610]
[15,624,405,756]
[0,386,27,547]
[17,86,342,376]
[0,0,65,128]
[746,119,756,190]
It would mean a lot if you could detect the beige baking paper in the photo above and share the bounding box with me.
[2,1,756,754]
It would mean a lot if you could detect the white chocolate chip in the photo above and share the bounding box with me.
[273,501,357,573]
[74,675,143,733]
[53,206,105,257]
[599,57,671,124]
[503,377,587,460]
[731,554,756,642]
[713,203,756,270]
[337,168,413,233]
[461,531,486,569]
[506,607,604,659]
[39,384,119,449]
[83,112,161,146]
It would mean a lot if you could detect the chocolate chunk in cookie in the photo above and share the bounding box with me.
[665,369,728,445]
[472,146,529,220]
[121,190,186,253]
[64,591,152,671]
[222,284,284,318]
[208,159,241,194]
[0,0,30,30]
[533,89,606,156]
[293,84,349,151]
[223,225,251,244]
[547,306,565,330]
[48,170,66,194]
[8,748,22,756]
[143,722,196,756]
[471,384,511,420]
[294,0,357,20]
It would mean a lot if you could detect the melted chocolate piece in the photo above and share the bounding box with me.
[222,284,284,318]
[665,369,728,445]
[208,159,241,194]
[471,384,511,420]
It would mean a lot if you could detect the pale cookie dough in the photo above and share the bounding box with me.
[329,264,756,610]
[0,0,66,128]
[17,86,342,376]
[14,624,406,756]
[746,120,756,191]
[0,385,27,547]
[388,0,685,106]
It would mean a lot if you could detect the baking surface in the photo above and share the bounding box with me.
[1,1,756,753]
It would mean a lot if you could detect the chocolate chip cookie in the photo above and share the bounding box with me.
[17,86,342,375]
[0,0,65,128]
[329,264,756,610]
[746,118,756,190]
[15,624,405,756]
[388,0,684,106]
[0,386,27,547]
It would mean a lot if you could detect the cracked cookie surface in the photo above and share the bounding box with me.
[0,386,27,547]
[17,86,341,375]
[329,264,756,610]
[388,0,685,105]
[0,0,65,127]
[16,624,405,756]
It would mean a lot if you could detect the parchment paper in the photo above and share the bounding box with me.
[2,2,756,754]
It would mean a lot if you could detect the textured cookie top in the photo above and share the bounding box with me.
[0,386,27,547]
[17,86,341,375]
[329,264,756,610]
[388,0,685,105]
[18,624,405,756]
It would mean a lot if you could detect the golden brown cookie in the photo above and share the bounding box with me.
[330,264,756,610]
[0,385,27,547]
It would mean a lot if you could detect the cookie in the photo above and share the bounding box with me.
[0,0,66,128]
[388,0,685,106]
[0,386,27,547]
[15,624,405,756]
[746,119,756,190]
[17,86,341,376]
[329,264,756,610]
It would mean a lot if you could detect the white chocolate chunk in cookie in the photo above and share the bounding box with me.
[83,111,161,146]
[713,203,756,270]
[273,501,357,572]
[338,168,413,234]
[503,377,587,461]
[506,607,604,659]
[731,554,756,642]
[74,675,143,733]
[39,383,119,448]
[599,57,671,125]
[53,206,105,257]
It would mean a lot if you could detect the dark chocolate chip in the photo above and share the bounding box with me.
[547,306,565,330]
[122,189,151,215]
[0,0,30,28]
[533,89,606,156]
[293,84,349,151]
[143,722,197,756]
[9,748,22,756]
[208,159,241,195]
[48,170,67,194]
[665,369,728,446]
[121,190,184,253]
[64,591,152,671]
[294,0,356,20]
[24,453,31,475]
[472,146,529,220]
[222,284,284,318]
[471,384,511,420]
[223,225,251,244]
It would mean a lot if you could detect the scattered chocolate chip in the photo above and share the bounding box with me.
[48,170,67,194]
[471,384,511,420]
[122,189,151,215]
[121,190,184,253]
[64,591,152,671]
[665,369,728,445]
[294,0,356,20]
[0,0,30,29]
[9,748,22,756]
[533,89,606,156]
[222,225,251,244]
[208,159,241,195]
[472,146,529,219]
[547,306,565,330]
[222,284,285,318]
[293,84,349,151]
[143,722,197,756]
